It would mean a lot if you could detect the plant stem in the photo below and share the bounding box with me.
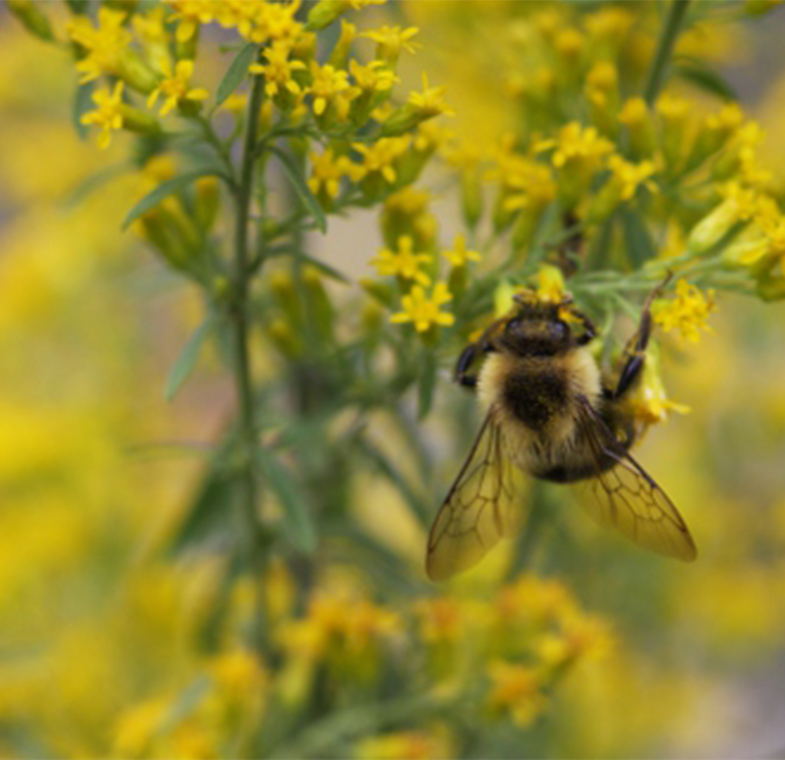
[231,68,269,652]
[644,0,691,105]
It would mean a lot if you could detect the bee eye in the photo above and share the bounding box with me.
[549,321,568,342]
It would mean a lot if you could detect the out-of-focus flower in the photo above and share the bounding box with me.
[628,345,691,426]
[308,147,364,200]
[308,61,356,118]
[486,661,547,727]
[307,0,386,32]
[81,81,125,150]
[147,59,208,116]
[354,136,411,185]
[371,235,432,285]
[653,279,717,344]
[249,40,307,99]
[442,233,481,268]
[67,7,131,83]
[391,282,454,332]
[362,25,421,64]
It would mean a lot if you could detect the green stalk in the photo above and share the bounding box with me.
[230,69,269,652]
[644,0,691,105]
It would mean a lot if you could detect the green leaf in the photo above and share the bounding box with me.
[165,315,215,401]
[265,246,350,283]
[676,63,738,101]
[621,210,657,268]
[417,352,438,420]
[269,146,327,233]
[215,43,258,109]
[73,82,94,141]
[122,170,226,230]
[255,448,317,553]
[167,464,237,556]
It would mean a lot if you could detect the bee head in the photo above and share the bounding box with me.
[500,292,582,357]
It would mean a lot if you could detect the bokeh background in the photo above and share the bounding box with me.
[3,2,785,758]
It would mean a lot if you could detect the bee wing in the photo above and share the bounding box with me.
[426,407,529,581]
[574,395,697,561]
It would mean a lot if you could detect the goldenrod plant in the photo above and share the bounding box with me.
[4,0,785,757]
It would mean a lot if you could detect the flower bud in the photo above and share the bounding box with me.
[270,270,304,327]
[302,266,335,343]
[195,177,221,233]
[267,317,303,358]
[6,1,55,41]
[136,209,190,270]
[118,49,160,94]
[306,0,350,30]
[619,98,656,159]
[359,277,395,308]
[656,94,689,173]
[460,168,484,230]
[329,20,356,69]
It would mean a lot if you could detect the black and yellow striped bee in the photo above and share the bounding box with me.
[426,285,696,581]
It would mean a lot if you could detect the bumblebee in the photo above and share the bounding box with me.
[426,286,697,581]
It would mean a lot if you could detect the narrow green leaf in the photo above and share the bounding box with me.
[621,210,657,268]
[73,82,94,141]
[122,170,225,230]
[677,63,738,101]
[167,465,237,556]
[215,43,258,108]
[417,352,438,420]
[269,146,327,233]
[255,449,317,553]
[265,247,349,283]
[165,315,215,401]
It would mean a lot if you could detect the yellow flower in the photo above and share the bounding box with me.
[80,81,125,150]
[308,147,364,199]
[538,122,614,169]
[219,92,248,115]
[353,137,410,184]
[208,648,268,699]
[307,61,354,117]
[349,59,398,94]
[608,155,657,201]
[687,182,768,255]
[133,7,170,47]
[407,73,455,118]
[442,233,481,267]
[656,92,690,122]
[354,731,450,760]
[486,661,547,727]
[652,279,717,344]
[362,25,421,62]
[371,236,432,285]
[391,282,454,332]
[67,7,132,84]
[113,696,169,757]
[167,0,220,43]
[249,40,307,98]
[629,347,691,425]
[532,264,567,304]
[415,597,463,645]
[147,59,209,116]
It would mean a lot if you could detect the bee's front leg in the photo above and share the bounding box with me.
[455,343,481,389]
[455,339,497,390]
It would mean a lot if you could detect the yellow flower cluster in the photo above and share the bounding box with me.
[652,279,717,344]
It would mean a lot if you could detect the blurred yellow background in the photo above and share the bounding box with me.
[3,2,785,758]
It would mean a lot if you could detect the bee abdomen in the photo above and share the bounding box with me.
[503,369,567,431]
